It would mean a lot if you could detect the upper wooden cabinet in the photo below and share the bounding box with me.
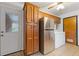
[54,17,61,24]
[39,11,61,24]
[24,3,39,23]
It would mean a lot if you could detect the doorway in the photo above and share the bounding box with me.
[63,16,78,45]
[0,6,23,56]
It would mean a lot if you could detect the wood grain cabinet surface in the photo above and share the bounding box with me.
[26,3,33,23]
[23,3,39,55]
[33,24,39,53]
[33,7,39,23]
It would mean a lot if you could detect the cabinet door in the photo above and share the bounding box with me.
[33,24,39,53]
[54,18,60,24]
[26,4,33,23]
[26,23,33,55]
[39,11,44,19]
[34,7,39,23]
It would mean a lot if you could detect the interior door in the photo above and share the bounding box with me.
[63,16,77,45]
[0,8,21,55]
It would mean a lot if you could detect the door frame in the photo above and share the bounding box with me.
[63,15,78,46]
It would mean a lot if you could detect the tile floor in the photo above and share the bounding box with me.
[6,43,79,56]
[31,43,79,56]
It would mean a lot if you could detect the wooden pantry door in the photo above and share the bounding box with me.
[63,16,78,45]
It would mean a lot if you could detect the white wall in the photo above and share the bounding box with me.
[59,9,79,45]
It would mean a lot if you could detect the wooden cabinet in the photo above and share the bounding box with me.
[39,11,60,24]
[23,3,39,55]
[23,23,34,55]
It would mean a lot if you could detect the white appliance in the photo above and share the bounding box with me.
[54,32,65,48]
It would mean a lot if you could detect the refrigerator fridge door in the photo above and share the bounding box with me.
[44,30,54,54]
[44,30,50,54]
[49,31,55,51]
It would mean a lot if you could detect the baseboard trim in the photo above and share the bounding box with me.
[24,51,39,56]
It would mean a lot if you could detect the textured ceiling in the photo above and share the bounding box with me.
[3,2,79,17]
[31,2,79,16]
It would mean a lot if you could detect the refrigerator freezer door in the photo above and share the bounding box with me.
[49,19,55,29]
[44,19,50,29]
[44,19,55,30]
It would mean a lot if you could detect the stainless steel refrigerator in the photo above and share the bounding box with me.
[39,17,55,55]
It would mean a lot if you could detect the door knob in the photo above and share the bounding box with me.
[1,34,3,37]
[1,31,4,33]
